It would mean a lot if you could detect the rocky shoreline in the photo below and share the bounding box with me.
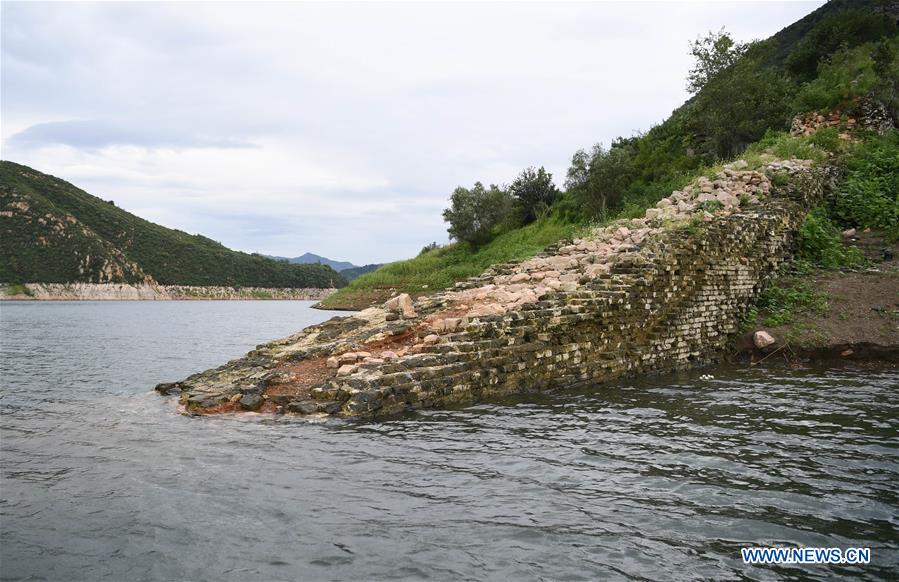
[0,283,337,301]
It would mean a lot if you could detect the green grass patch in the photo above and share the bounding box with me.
[756,278,829,327]
[830,131,899,241]
[319,217,583,308]
[795,208,866,268]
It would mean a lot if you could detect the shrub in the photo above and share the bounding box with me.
[808,126,843,153]
[757,279,828,326]
[419,242,440,256]
[510,166,558,224]
[442,182,514,246]
[745,130,829,163]
[697,200,724,213]
[795,208,864,268]
[785,9,897,79]
[831,131,899,241]
[795,39,892,112]
[565,144,634,220]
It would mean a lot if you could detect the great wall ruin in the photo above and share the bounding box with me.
[156,159,825,418]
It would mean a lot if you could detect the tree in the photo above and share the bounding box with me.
[690,40,794,157]
[564,144,634,220]
[509,166,558,224]
[442,182,514,246]
[687,28,747,94]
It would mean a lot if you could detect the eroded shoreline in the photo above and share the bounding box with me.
[0,283,337,301]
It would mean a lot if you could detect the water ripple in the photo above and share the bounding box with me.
[1,302,897,580]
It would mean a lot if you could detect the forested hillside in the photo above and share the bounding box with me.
[0,162,346,288]
[320,0,898,309]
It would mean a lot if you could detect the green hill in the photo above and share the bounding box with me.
[0,161,346,288]
[320,0,898,309]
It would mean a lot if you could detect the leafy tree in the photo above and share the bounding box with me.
[509,166,558,224]
[565,144,634,220]
[442,182,514,246]
[687,28,748,94]
[690,40,795,157]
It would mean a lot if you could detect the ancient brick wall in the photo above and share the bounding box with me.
[162,165,824,418]
[319,171,823,416]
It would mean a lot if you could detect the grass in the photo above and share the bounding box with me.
[318,217,583,309]
[755,278,830,327]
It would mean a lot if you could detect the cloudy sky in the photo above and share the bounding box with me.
[2,1,823,265]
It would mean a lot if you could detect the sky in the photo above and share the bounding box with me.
[1,1,825,265]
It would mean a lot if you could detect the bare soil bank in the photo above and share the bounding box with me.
[735,235,898,366]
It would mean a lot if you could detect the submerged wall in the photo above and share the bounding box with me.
[158,162,825,417]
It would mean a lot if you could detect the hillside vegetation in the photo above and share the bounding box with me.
[320,0,898,310]
[0,162,346,288]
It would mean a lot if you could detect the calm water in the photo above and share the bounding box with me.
[1,301,897,581]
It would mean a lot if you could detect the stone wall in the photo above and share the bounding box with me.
[159,162,825,418]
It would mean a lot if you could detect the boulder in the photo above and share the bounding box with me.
[326,356,340,369]
[381,350,398,360]
[239,393,263,411]
[154,382,181,395]
[337,364,357,376]
[287,400,319,414]
[753,330,777,350]
[444,318,462,332]
[586,263,610,277]
[509,273,530,283]
[423,334,440,345]
[385,293,417,318]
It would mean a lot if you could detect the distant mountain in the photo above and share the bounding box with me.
[279,252,357,272]
[340,263,383,281]
[267,252,383,282]
[0,161,347,288]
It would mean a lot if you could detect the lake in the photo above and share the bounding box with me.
[1,301,897,580]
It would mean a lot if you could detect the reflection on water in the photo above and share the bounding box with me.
[1,301,897,580]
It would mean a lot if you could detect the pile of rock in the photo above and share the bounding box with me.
[791,111,853,138]
[396,159,808,330]
[790,98,894,138]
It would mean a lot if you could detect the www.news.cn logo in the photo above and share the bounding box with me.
[742,547,871,565]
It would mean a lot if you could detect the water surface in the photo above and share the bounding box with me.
[1,301,897,580]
